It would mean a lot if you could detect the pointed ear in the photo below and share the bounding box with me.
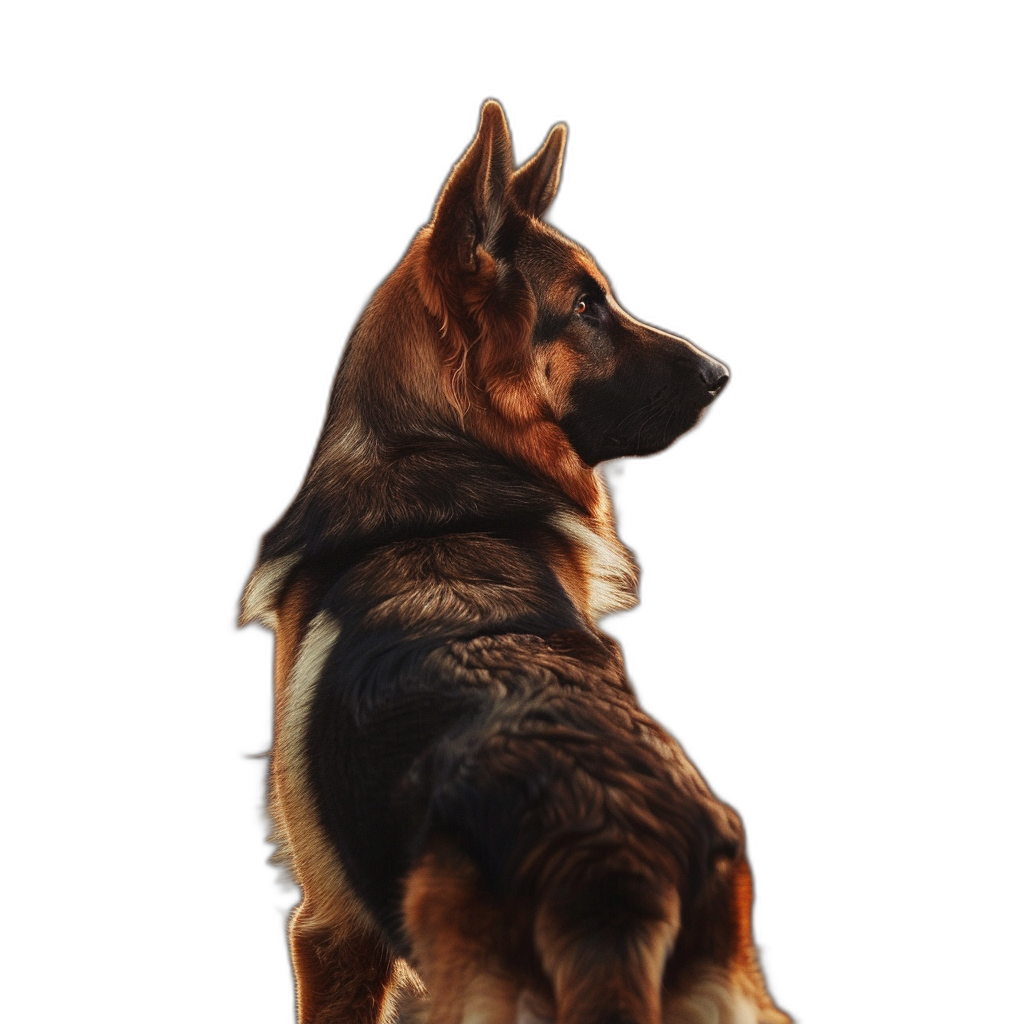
[510,122,566,218]
[428,99,513,273]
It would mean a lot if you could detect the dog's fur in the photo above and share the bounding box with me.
[242,101,789,1024]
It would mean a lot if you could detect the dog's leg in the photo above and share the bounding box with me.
[271,589,408,1021]
[403,852,518,1024]
[288,901,402,1024]
[534,879,679,1024]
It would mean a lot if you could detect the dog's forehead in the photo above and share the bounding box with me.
[516,223,609,303]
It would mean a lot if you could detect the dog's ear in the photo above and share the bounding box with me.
[511,122,567,219]
[429,99,513,274]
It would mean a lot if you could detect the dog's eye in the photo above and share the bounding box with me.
[574,292,604,320]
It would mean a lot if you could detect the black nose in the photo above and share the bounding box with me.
[703,362,730,397]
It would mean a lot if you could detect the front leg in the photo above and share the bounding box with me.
[289,902,401,1024]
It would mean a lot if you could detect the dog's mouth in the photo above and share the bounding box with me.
[608,383,723,457]
[559,343,729,465]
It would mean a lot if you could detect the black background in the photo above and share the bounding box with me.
[186,66,880,1024]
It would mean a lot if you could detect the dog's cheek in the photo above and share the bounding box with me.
[537,342,585,420]
[557,375,631,465]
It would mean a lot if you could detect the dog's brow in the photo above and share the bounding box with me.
[573,272,606,297]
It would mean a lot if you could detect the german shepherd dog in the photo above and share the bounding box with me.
[242,101,789,1024]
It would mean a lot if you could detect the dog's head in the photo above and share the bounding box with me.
[412,101,728,501]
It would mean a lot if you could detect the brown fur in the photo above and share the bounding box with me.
[243,101,789,1024]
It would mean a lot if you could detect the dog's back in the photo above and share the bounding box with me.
[243,102,789,1024]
